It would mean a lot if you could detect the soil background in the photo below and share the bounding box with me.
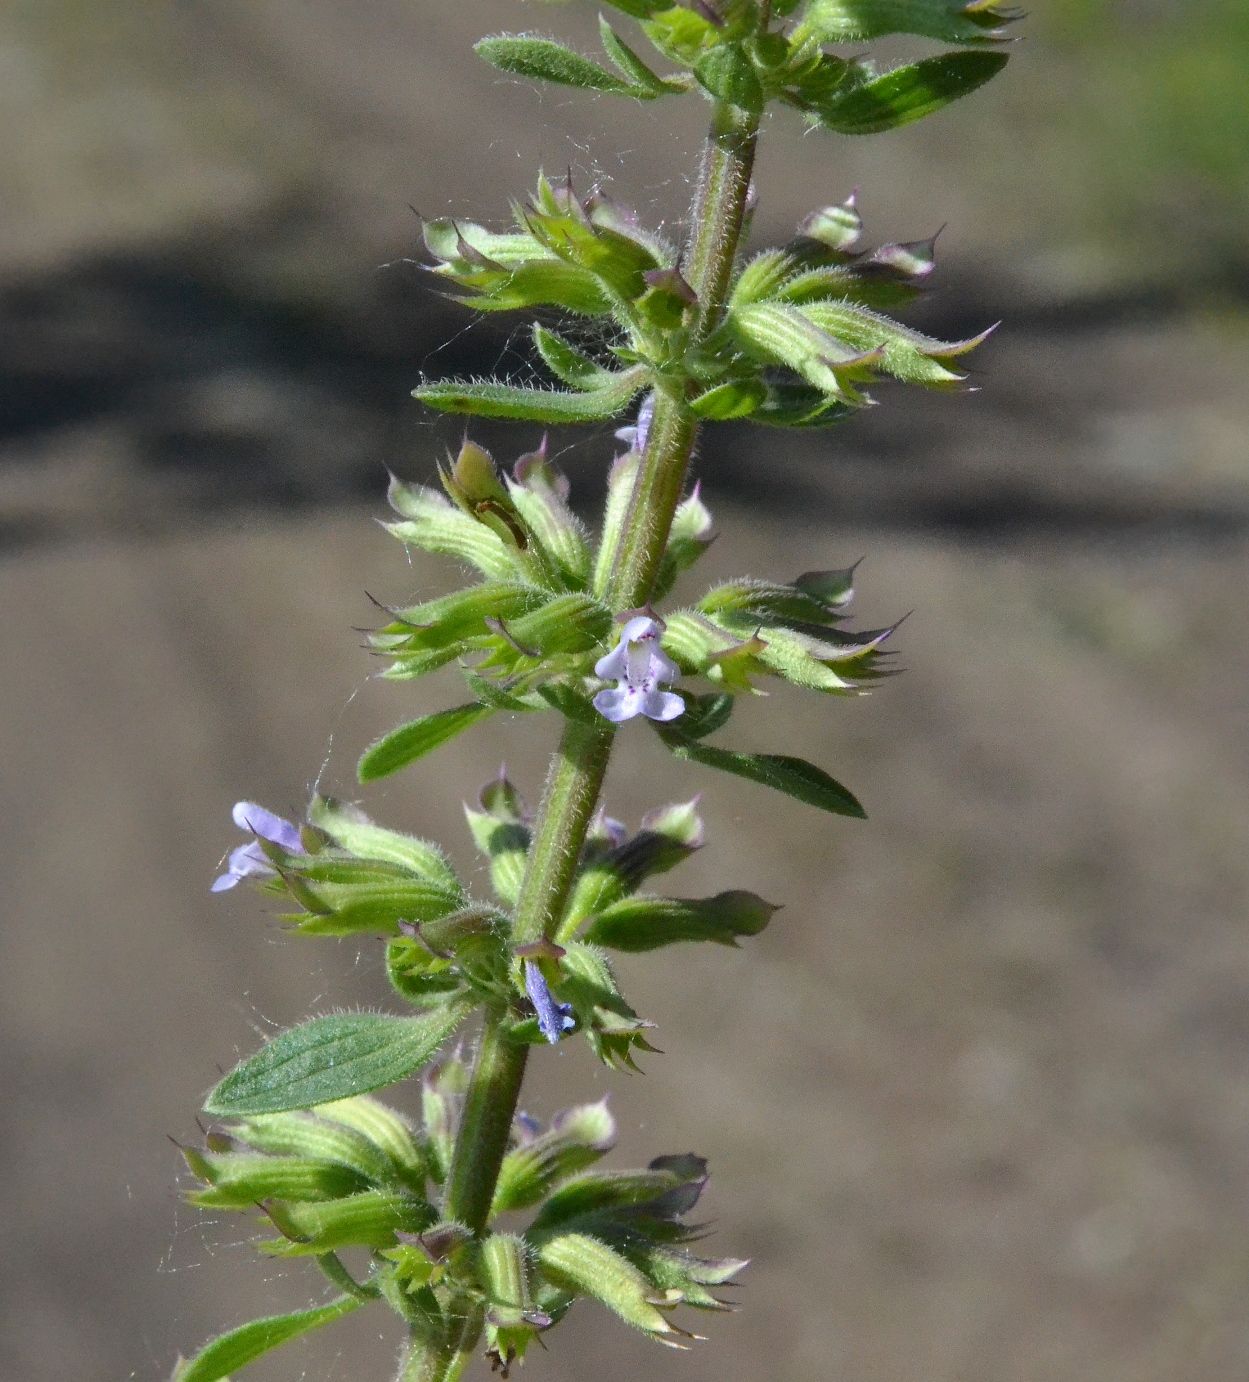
[2,4,1248,1380]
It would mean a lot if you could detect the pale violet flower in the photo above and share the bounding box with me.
[613,391,654,455]
[211,801,303,892]
[524,960,575,1045]
[592,616,685,724]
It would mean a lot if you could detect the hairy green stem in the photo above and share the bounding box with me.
[400,1300,485,1382]
[442,1014,529,1232]
[412,94,761,1379]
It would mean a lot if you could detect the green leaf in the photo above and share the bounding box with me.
[173,1297,363,1382]
[804,51,1008,134]
[413,376,643,424]
[358,703,494,784]
[657,730,866,817]
[642,6,721,64]
[674,691,733,740]
[598,16,685,95]
[475,35,638,95]
[693,44,764,113]
[532,325,616,392]
[800,0,1018,46]
[582,889,779,951]
[205,1006,470,1117]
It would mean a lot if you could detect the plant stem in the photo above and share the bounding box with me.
[416,93,762,1378]
[442,1013,529,1232]
[604,101,758,609]
[400,1300,485,1382]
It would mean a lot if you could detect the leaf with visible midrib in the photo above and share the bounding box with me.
[358,703,494,783]
[205,1006,469,1116]
[476,35,638,96]
[658,729,866,818]
[174,1297,364,1382]
[803,51,1008,135]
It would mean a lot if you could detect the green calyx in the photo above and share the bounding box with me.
[179,1055,743,1380]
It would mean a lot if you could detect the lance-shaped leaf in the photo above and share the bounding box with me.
[656,727,866,818]
[476,35,639,95]
[205,1005,471,1117]
[492,1100,618,1215]
[476,34,668,100]
[173,1296,364,1382]
[358,703,495,784]
[466,788,531,909]
[414,373,644,424]
[598,16,686,96]
[800,0,1019,45]
[802,51,1008,134]
[532,326,619,393]
[308,796,461,895]
[535,1233,677,1339]
[582,890,779,952]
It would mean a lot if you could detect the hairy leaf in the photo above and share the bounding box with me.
[414,376,643,424]
[205,1006,470,1116]
[657,729,866,817]
[173,1297,363,1382]
[358,704,494,783]
[476,35,640,96]
[803,51,1008,134]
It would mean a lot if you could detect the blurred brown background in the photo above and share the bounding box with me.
[3,2,1248,1379]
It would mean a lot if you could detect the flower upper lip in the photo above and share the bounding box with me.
[211,802,303,892]
[592,617,685,725]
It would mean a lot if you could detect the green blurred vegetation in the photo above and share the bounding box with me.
[1040,0,1249,272]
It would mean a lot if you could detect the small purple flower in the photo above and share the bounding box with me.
[524,960,575,1045]
[614,391,654,456]
[211,801,303,893]
[592,616,685,725]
